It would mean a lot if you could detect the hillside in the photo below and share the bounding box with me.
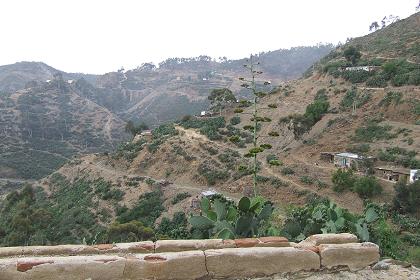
[0,45,333,181]
[0,12,419,266]
[0,74,128,180]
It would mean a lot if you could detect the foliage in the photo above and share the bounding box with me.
[197,161,230,185]
[377,146,419,169]
[231,55,277,195]
[148,123,179,153]
[393,180,420,215]
[353,121,395,142]
[180,116,226,140]
[106,221,154,243]
[156,212,190,239]
[352,176,382,198]
[280,93,329,138]
[229,116,241,125]
[281,167,295,175]
[379,91,403,107]
[114,139,146,161]
[94,179,125,201]
[339,88,371,111]
[208,88,236,114]
[125,121,149,137]
[332,169,355,192]
[281,200,380,242]
[117,191,164,227]
[171,192,192,205]
[343,46,362,65]
[189,196,276,239]
[266,154,282,166]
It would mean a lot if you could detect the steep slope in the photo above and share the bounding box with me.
[0,75,128,180]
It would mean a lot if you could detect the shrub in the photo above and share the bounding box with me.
[393,180,420,215]
[300,176,315,185]
[117,191,164,226]
[353,121,395,142]
[106,221,154,243]
[379,91,403,107]
[281,167,295,175]
[353,176,382,198]
[266,154,282,166]
[171,192,192,205]
[229,116,241,125]
[341,70,372,83]
[366,74,387,87]
[332,169,355,192]
[198,162,230,185]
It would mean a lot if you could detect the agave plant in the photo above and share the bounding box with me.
[189,196,274,239]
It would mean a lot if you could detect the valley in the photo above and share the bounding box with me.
[0,10,419,270]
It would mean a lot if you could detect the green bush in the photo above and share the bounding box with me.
[332,169,355,192]
[281,167,295,175]
[156,212,190,239]
[353,121,395,142]
[353,176,382,198]
[171,192,192,205]
[106,221,154,243]
[393,180,420,215]
[379,91,403,107]
[229,116,241,125]
[197,162,230,185]
[117,191,164,226]
[366,74,387,87]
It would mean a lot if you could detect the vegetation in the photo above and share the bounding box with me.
[332,169,382,198]
[179,116,225,140]
[189,196,276,239]
[125,121,149,137]
[377,147,419,169]
[230,55,278,196]
[279,89,329,138]
[393,180,420,215]
[208,88,236,114]
[353,120,395,142]
[281,199,381,242]
[171,192,192,205]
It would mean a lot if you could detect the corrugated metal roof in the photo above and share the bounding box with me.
[335,152,361,159]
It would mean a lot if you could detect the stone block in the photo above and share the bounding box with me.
[205,247,320,278]
[319,242,380,271]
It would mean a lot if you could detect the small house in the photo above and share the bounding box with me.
[140,130,153,140]
[374,166,410,182]
[334,152,364,169]
[320,152,335,163]
[410,170,419,183]
[201,189,218,198]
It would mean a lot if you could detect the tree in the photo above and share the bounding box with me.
[208,88,236,115]
[369,21,379,32]
[125,121,149,137]
[343,47,362,65]
[353,176,382,198]
[393,180,420,214]
[332,169,355,192]
[230,55,278,196]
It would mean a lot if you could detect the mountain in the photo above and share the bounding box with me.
[40,12,419,216]
[0,45,333,180]
[0,74,128,180]
[0,13,419,266]
[0,61,98,93]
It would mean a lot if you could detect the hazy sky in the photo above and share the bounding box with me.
[0,0,418,74]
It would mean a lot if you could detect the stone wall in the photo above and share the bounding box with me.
[0,233,380,280]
